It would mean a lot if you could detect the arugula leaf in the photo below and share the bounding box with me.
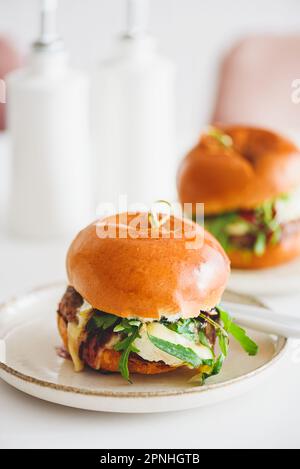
[189,353,225,386]
[198,329,211,348]
[165,318,196,342]
[148,334,203,368]
[270,225,282,245]
[198,312,227,338]
[115,327,141,382]
[86,310,119,333]
[115,318,141,334]
[198,312,229,359]
[128,320,141,327]
[211,354,225,376]
[189,306,258,386]
[278,192,291,202]
[253,198,282,254]
[204,192,288,256]
[113,324,126,332]
[118,318,141,334]
[113,318,142,381]
[217,330,229,357]
[260,199,274,223]
[217,307,258,356]
[254,232,267,256]
[205,213,238,251]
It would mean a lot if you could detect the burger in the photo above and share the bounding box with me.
[178,125,300,269]
[57,212,257,384]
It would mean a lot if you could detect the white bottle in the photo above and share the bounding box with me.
[92,0,175,210]
[7,0,92,238]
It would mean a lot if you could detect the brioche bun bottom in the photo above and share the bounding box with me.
[57,314,176,375]
[229,231,300,269]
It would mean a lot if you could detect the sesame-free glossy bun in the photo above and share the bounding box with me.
[178,126,300,215]
[228,230,300,269]
[67,213,230,320]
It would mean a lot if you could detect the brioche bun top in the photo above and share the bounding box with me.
[67,213,230,320]
[178,125,300,215]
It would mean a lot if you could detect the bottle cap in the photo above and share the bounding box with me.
[33,0,64,52]
[125,0,150,39]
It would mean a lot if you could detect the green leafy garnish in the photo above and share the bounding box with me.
[148,334,204,368]
[128,320,142,327]
[114,326,141,382]
[278,193,291,202]
[217,330,229,357]
[84,306,258,387]
[86,310,119,333]
[205,212,239,251]
[113,324,126,332]
[198,329,211,348]
[270,225,282,245]
[198,312,229,371]
[211,353,225,376]
[196,307,258,385]
[204,192,288,255]
[198,312,228,339]
[189,354,224,385]
[114,318,141,334]
[164,318,197,342]
[254,232,267,256]
[217,307,258,356]
[112,318,142,381]
[259,199,274,223]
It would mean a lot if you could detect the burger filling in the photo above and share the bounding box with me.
[58,287,258,384]
[205,189,300,256]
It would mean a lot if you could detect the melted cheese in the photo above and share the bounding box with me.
[67,309,93,372]
[133,323,213,367]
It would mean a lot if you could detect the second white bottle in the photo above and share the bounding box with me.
[92,0,175,210]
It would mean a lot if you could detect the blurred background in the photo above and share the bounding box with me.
[1,0,300,244]
[1,0,300,140]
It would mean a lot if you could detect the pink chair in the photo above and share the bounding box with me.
[0,36,22,130]
[212,35,300,136]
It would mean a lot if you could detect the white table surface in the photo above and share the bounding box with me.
[1,134,300,449]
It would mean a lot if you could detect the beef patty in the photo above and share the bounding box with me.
[57,286,83,323]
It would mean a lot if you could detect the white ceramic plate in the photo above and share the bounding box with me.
[0,283,287,413]
[229,257,300,296]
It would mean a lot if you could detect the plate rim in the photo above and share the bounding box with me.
[0,282,289,399]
